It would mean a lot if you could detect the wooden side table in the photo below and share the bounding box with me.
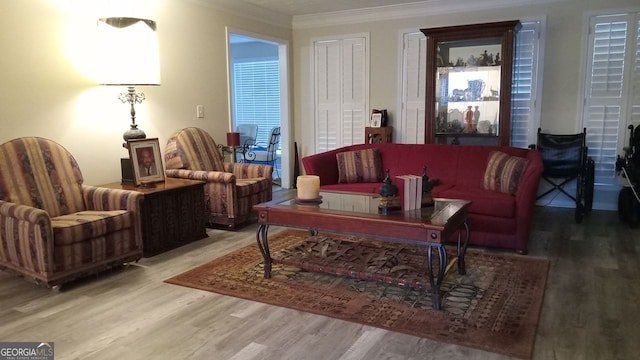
[100,178,208,257]
[365,126,393,143]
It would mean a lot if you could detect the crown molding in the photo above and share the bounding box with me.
[182,0,568,30]
[183,0,293,30]
[292,0,568,29]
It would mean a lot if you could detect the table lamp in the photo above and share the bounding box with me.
[226,132,241,163]
[97,17,161,184]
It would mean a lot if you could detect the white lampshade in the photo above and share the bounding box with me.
[97,17,161,86]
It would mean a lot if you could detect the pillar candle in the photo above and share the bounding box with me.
[297,175,320,200]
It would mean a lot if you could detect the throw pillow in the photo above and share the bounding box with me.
[483,151,529,194]
[336,148,384,184]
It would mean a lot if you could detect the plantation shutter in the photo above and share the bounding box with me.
[583,13,640,184]
[400,32,427,144]
[314,36,368,153]
[511,21,543,148]
[233,60,281,144]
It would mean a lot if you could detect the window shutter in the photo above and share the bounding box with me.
[583,13,640,184]
[511,21,542,148]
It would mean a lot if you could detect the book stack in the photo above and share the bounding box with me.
[395,175,423,211]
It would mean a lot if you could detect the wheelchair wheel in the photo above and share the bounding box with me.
[575,174,585,224]
[618,187,640,227]
[584,158,595,213]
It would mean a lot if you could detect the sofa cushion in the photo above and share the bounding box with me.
[434,186,516,218]
[482,151,529,195]
[336,148,384,184]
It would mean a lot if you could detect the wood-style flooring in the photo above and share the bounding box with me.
[1,191,639,359]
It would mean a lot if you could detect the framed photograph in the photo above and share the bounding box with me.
[371,112,382,128]
[127,138,164,186]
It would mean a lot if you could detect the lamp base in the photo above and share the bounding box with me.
[121,158,135,185]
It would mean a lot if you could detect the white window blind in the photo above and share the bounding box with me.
[583,13,640,185]
[313,36,368,153]
[233,60,281,144]
[398,21,542,146]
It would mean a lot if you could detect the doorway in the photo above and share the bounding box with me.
[226,29,290,188]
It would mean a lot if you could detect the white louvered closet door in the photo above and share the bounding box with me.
[314,36,368,153]
[400,32,426,144]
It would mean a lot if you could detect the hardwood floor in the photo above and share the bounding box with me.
[1,200,638,360]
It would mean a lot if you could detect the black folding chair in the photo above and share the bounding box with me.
[532,128,594,223]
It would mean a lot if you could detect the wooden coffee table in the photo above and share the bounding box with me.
[253,190,470,310]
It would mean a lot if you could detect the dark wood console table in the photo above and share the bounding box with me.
[100,178,208,257]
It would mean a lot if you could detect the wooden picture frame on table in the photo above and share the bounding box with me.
[128,138,164,187]
[371,112,383,128]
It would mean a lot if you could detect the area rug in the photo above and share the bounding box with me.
[165,229,549,359]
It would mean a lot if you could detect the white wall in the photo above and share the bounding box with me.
[0,0,291,185]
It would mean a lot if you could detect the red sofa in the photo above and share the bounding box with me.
[302,143,543,254]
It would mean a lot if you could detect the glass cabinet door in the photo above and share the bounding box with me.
[422,21,520,146]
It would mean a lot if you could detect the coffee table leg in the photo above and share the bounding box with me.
[256,224,272,279]
[457,221,470,275]
[427,245,448,310]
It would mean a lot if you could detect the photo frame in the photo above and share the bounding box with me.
[127,138,164,186]
[371,112,383,128]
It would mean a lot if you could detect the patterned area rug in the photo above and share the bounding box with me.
[165,229,549,359]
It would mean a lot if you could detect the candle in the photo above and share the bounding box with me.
[297,175,320,200]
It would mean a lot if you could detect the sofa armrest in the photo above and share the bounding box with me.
[223,162,273,180]
[301,149,343,185]
[0,200,54,275]
[513,149,544,253]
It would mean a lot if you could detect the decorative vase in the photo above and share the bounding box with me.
[464,106,474,133]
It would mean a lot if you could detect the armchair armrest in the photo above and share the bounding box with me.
[166,169,237,184]
[82,185,143,212]
[82,185,145,250]
[0,200,54,274]
[223,162,273,180]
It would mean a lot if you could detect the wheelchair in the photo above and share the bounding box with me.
[616,124,640,226]
[531,128,595,223]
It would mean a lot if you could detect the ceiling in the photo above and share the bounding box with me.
[234,0,425,16]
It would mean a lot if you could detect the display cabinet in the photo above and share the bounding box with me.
[421,20,520,146]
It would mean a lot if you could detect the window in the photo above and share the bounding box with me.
[232,60,281,144]
[582,12,640,186]
[398,20,544,147]
[313,35,369,153]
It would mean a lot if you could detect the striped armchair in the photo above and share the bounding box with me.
[164,127,273,227]
[0,137,143,288]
